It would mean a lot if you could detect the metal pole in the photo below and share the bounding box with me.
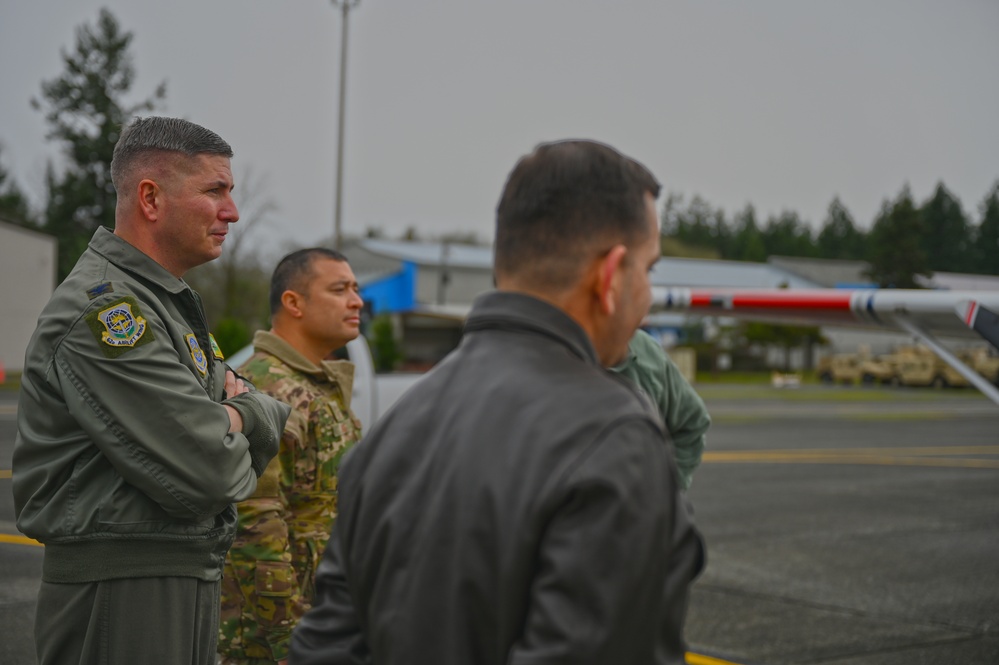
[332,0,357,250]
[437,241,451,305]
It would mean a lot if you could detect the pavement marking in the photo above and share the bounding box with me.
[704,445,999,469]
[0,533,42,547]
[0,469,10,479]
[686,653,743,665]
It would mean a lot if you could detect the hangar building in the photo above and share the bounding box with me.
[0,218,57,373]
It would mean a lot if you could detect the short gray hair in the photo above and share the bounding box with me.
[110,116,233,192]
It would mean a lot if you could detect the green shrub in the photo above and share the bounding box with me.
[213,318,251,357]
[371,315,401,373]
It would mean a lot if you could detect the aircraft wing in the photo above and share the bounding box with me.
[650,287,999,405]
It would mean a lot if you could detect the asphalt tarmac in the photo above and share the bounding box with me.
[2,385,998,664]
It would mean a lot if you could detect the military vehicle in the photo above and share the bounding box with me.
[889,352,967,388]
[960,347,999,385]
[816,353,894,385]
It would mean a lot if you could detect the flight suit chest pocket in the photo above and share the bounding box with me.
[310,398,360,492]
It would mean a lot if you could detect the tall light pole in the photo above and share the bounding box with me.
[332,0,360,250]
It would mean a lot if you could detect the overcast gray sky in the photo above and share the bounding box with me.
[2,1,997,252]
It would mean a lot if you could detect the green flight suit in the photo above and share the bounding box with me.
[611,329,711,489]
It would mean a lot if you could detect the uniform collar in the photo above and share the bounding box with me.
[613,340,639,373]
[251,330,355,403]
[88,227,190,294]
[464,291,599,366]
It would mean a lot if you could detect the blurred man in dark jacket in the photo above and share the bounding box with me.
[291,139,704,665]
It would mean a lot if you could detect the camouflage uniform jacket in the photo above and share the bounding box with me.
[218,330,363,663]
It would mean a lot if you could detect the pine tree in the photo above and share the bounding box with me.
[816,197,865,260]
[0,144,35,227]
[762,210,816,258]
[732,204,767,262]
[33,8,166,279]
[659,192,729,258]
[865,186,932,288]
[973,181,999,275]
[919,182,971,273]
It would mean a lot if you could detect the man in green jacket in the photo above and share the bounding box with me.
[611,329,710,490]
[13,116,289,665]
[218,248,364,665]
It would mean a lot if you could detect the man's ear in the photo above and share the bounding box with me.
[281,290,306,319]
[136,179,162,222]
[597,245,628,316]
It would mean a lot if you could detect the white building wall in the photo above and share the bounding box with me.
[416,265,493,307]
[0,222,57,372]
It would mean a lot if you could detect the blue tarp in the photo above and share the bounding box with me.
[360,261,416,314]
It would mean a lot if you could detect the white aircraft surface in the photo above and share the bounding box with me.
[651,287,999,406]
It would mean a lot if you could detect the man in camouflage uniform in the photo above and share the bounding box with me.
[218,248,365,665]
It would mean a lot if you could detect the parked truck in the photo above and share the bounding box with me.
[816,353,894,385]
[960,347,999,385]
[819,345,998,390]
[888,351,967,388]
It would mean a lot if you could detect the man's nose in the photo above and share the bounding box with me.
[221,194,239,223]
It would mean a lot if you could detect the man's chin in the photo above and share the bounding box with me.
[328,330,361,351]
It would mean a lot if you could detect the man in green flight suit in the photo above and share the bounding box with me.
[611,329,711,490]
[218,247,365,665]
[13,116,289,665]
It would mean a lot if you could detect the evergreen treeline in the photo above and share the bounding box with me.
[662,182,999,284]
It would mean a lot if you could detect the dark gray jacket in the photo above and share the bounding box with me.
[291,291,704,665]
[14,227,289,584]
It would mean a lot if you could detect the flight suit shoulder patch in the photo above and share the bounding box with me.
[185,334,209,376]
[85,296,154,359]
[209,333,225,360]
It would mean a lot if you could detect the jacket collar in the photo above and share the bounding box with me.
[464,291,599,366]
[251,330,355,404]
[88,227,190,294]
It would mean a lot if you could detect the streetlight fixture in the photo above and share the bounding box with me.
[332,0,361,250]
